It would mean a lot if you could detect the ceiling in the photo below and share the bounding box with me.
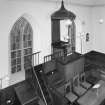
[70,0,105,6]
[46,0,105,6]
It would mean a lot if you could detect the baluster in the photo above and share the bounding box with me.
[0,79,2,89]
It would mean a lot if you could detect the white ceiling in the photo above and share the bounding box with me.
[70,0,105,6]
[46,0,105,6]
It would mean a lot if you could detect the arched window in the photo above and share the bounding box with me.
[10,17,33,74]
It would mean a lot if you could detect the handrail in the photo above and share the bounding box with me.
[27,51,41,56]
[30,51,48,105]
[23,51,41,70]
[32,68,47,105]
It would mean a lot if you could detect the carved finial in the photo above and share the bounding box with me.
[62,0,64,4]
[61,0,65,9]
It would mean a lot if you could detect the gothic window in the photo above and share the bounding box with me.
[10,17,33,74]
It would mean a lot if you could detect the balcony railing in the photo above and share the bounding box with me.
[32,51,41,66]
[44,51,64,63]
[0,75,9,89]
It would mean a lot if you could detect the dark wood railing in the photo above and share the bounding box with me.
[31,66,48,105]
[44,51,64,63]
[0,78,1,89]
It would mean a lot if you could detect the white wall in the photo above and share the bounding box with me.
[92,6,105,53]
[70,5,93,54]
[0,0,92,85]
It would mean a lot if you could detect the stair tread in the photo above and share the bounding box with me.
[34,68,53,105]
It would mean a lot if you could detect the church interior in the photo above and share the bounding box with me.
[1,0,105,105]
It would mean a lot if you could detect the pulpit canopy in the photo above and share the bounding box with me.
[51,0,76,20]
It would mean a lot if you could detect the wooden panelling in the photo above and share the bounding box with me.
[44,60,56,74]
[57,57,84,82]
[52,20,60,43]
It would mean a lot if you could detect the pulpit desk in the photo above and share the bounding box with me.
[56,52,84,81]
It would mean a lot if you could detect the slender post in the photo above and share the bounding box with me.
[0,79,2,89]
[81,35,82,54]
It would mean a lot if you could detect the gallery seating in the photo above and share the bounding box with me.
[79,72,92,89]
[65,81,78,103]
[50,86,70,105]
[100,99,105,105]
[77,80,105,105]
[86,74,100,85]
[72,74,87,97]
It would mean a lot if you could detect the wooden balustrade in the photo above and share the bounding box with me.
[44,51,64,63]
[31,51,41,66]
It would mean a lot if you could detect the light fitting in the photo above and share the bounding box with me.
[99,19,104,24]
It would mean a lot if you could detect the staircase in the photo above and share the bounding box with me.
[29,52,53,105]
[32,64,53,105]
[36,69,53,105]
